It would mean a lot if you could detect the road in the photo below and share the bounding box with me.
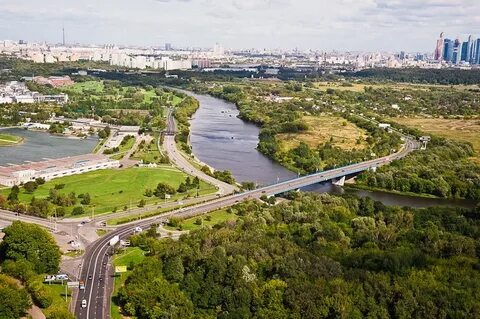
[75,136,418,318]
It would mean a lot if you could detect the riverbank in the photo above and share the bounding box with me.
[345,183,441,199]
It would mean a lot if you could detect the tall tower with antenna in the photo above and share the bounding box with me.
[62,26,65,46]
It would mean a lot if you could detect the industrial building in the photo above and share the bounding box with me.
[0,154,120,187]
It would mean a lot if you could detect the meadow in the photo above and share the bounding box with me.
[391,117,480,162]
[277,115,368,151]
[0,167,217,216]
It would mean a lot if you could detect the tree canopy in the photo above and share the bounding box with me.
[118,194,480,318]
[0,221,61,274]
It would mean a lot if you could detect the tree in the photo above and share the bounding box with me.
[163,256,185,282]
[138,199,146,207]
[0,274,31,319]
[177,182,188,193]
[154,183,177,198]
[80,193,91,205]
[71,206,84,216]
[7,185,19,201]
[0,221,61,274]
[192,176,200,187]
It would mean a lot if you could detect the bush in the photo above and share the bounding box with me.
[71,206,84,216]
[168,217,181,228]
[23,181,38,193]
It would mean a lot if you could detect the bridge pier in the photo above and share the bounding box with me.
[332,176,346,186]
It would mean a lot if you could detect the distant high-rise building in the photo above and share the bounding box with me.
[461,41,469,62]
[399,51,406,60]
[165,43,172,51]
[475,39,480,64]
[467,35,476,63]
[434,32,444,60]
[443,38,454,62]
[213,43,224,57]
[452,38,462,64]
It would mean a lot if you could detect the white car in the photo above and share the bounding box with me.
[81,299,87,308]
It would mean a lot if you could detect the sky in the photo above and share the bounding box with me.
[0,0,479,52]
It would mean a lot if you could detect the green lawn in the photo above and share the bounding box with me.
[170,94,183,106]
[111,247,146,319]
[0,133,23,146]
[0,167,217,216]
[64,81,105,94]
[109,136,136,160]
[165,209,238,231]
[40,279,72,318]
[130,135,162,163]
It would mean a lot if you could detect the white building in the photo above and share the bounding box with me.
[0,154,120,186]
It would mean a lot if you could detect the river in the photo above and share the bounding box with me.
[0,127,98,166]
[188,92,477,209]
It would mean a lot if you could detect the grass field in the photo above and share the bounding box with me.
[65,81,183,107]
[171,94,183,105]
[278,115,368,151]
[391,117,480,162]
[131,135,163,163]
[109,136,136,160]
[41,279,72,318]
[111,247,146,319]
[0,133,23,146]
[0,167,217,216]
[164,209,238,231]
[64,81,105,94]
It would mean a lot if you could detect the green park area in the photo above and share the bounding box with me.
[0,167,217,217]
[165,208,238,231]
[111,247,146,319]
[0,133,23,146]
[63,80,183,107]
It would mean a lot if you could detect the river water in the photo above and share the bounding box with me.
[0,128,98,166]
[188,92,477,209]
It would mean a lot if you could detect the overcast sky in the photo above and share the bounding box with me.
[0,0,479,52]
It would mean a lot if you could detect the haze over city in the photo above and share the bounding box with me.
[1,0,479,51]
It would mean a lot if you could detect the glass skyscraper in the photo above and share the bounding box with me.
[443,38,454,62]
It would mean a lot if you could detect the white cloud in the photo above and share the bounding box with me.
[0,0,478,51]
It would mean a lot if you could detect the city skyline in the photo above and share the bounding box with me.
[0,0,479,51]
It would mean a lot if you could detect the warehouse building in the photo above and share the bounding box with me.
[0,154,120,186]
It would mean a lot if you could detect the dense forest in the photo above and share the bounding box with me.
[118,193,480,318]
[350,68,480,85]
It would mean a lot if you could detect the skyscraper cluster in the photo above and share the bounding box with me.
[434,32,480,64]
